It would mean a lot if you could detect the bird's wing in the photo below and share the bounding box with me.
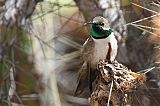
[75,38,95,96]
[75,62,98,96]
[81,37,94,62]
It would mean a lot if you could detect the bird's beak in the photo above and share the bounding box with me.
[84,21,94,26]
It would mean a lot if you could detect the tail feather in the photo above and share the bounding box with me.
[75,62,98,96]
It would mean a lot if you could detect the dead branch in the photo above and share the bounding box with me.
[0,0,42,27]
[90,60,146,106]
[8,67,16,106]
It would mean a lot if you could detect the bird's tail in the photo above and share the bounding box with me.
[75,62,98,96]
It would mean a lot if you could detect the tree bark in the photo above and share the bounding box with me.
[74,0,104,21]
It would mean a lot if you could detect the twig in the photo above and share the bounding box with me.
[107,80,113,106]
[131,2,158,14]
[151,1,160,7]
[132,24,160,31]
[137,67,155,74]
[131,23,159,37]
[8,67,16,106]
[63,94,89,105]
[125,13,160,26]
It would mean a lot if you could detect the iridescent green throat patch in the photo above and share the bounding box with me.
[91,24,113,39]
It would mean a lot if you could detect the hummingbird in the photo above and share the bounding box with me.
[75,16,118,96]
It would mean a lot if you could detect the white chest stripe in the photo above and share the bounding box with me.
[93,33,118,62]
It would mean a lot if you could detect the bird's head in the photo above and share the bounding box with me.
[85,16,113,39]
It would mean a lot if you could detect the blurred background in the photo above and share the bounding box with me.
[0,0,160,106]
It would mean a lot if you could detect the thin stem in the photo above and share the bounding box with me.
[107,80,113,106]
[131,2,158,14]
[125,14,160,26]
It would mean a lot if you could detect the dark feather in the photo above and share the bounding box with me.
[75,62,98,96]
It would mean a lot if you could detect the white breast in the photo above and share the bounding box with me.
[94,38,109,61]
[92,33,118,63]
